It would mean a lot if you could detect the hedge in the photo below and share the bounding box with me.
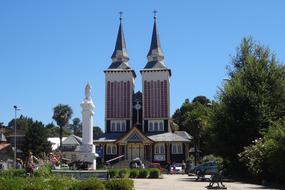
[105,179,134,190]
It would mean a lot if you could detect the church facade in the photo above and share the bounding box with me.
[94,16,192,165]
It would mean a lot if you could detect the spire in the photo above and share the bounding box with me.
[144,11,167,70]
[147,11,164,60]
[111,12,129,64]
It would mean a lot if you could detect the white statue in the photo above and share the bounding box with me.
[85,82,91,100]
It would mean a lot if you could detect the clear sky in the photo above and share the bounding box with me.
[1,0,285,130]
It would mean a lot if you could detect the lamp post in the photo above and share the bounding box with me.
[13,105,21,168]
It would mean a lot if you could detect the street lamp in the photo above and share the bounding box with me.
[13,105,21,168]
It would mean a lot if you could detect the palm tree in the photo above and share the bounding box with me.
[52,104,73,151]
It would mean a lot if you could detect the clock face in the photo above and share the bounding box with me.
[135,103,141,110]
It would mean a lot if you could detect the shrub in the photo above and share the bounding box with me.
[138,169,148,178]
[129,169,139,178]
[0,177,26,190]
[74,178,105,190]
[149,168,160,178]
[109,169,119,178]
[34,165,51,177]
[105,179,134,190]
[119,168,129,178]
[0,169,26,178]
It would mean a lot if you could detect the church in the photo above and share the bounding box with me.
[94,15,192,165]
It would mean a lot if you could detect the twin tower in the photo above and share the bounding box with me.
[104,16,171,134]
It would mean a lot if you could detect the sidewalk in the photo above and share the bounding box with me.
[134,175,282,190]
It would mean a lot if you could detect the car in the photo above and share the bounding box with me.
[170,163,183,174]
[189,161,218,175]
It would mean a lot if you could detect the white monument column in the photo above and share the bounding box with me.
[79,82,97,170]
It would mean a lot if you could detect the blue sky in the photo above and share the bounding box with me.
[1,1,285,130]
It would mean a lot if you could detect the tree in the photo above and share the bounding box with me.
[52,104,73,150]
[24,121,52,157]
[8,115,33,131]
[172,96,213,154]
[72,117,81,136]
[93,126,103,140]
[209,38,285,175]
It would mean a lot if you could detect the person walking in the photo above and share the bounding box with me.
[25,151,39,176]
[182,160,186,174]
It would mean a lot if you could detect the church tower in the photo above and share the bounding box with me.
[141,14,171,133]
[104,16,136,133]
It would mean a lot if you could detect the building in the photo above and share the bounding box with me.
[94,15,192,165]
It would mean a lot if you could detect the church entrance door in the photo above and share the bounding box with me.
[128,143,144,160]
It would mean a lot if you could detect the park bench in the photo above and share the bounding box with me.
[205,171,227,189]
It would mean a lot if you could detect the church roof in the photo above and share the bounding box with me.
[94,133,124,143]
[108,61,130,69]
[147,131,191,142]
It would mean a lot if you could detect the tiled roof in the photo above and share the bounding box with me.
[147,132,191,142]
[94,133,124,143]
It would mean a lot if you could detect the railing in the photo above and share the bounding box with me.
[105,155,125,168]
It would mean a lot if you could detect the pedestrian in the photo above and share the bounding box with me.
[25,151,39,176]
[182,160,186,174]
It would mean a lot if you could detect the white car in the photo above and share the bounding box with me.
[170,163,183,174]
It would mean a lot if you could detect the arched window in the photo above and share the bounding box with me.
[107,146,111,154]
[116,122,120,131]
[160,145,165,154]
[112,145,117,154]
[154,122,158,131]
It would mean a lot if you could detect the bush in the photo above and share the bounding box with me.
[0,169,26,178]
[74,178,104,190]
[149,168,160,178]
[119,168,129,178]
[34,165,51,177]
[0,177,26,190]
[105,179,134,190]
[138,169,148,178]
[109,169,119,178]
[129,169,139,178]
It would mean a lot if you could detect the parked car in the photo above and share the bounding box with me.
[189,161,218,175]
[170,163,183,174]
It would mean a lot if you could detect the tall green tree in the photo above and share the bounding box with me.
[210,38,285,175]
[172,96,213,154]
[24,121,52,157]
[52,104,73,150]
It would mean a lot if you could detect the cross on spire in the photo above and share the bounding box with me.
[153,10,157,19]
[119,11,123,21]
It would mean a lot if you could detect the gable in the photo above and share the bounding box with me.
[116,127,153,145]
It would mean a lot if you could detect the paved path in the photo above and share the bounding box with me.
[134,175,282,190]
